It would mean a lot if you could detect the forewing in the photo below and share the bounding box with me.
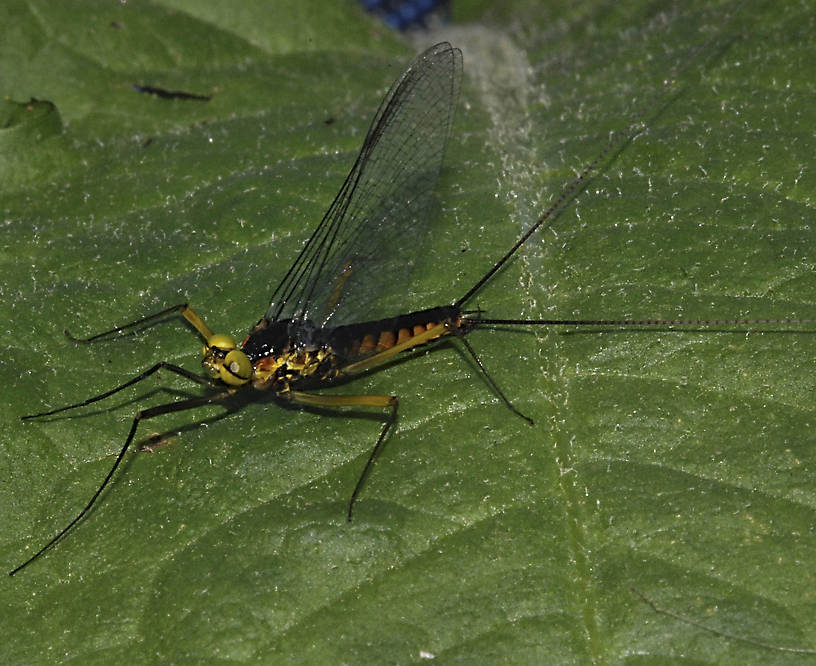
[265,42,463,328]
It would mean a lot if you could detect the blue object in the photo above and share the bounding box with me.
[360,0,449,31]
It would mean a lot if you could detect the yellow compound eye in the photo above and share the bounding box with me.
[219,349,252,386]
[203,333,237,357]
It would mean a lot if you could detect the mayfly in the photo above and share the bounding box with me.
[10,42,810,576]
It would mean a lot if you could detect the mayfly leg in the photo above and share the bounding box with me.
[13,315,230,577]
[287,390,398,521]
[64,303,214,343]
[342,316,537,425]
[12,389,233,576]
[22,362,220,420]
[295,315,539,519]
[296,320,469,519]
[452,327,534,425]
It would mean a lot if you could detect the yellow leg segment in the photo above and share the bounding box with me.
[289,391,396,409]
[287,390,399,520]
[340,321,451,376]
[180,305,214,341]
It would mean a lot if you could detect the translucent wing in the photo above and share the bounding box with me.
[265,42,463,329]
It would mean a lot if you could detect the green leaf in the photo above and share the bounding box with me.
[3,0,815,663]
